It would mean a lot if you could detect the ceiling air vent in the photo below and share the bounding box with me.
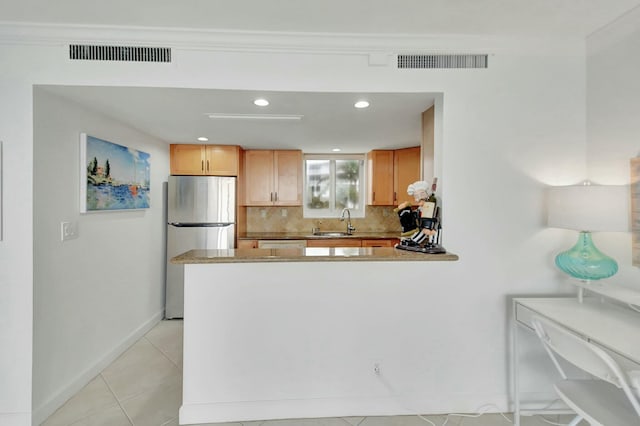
[69,44,171,62]
[397,54,487,69]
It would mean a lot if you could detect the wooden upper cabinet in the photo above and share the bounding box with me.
[394,146,421,205]
[367,150,395,205]
[205,145,240,176]
[170,144,240,176]
[367,147,421,206]
[243,150,275,205]
[170,144,205,175]
[243,150,302,206]
[273,150,302,205]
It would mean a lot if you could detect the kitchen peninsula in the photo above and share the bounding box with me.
[173,247,458,425]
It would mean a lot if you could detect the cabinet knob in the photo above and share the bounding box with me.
[201,160,204,172]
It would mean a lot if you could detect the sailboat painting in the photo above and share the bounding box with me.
[80,133,150,212]
[632,157,640,266]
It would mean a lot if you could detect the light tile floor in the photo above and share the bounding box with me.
[42,320,581,426]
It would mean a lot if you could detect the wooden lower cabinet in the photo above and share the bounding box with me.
[361,238,399,247]
[241,238,399,248]
[237,240,258,249]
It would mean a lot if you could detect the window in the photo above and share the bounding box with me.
[303,154,365,218]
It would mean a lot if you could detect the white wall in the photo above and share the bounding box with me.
[0,23,625,424]
[31,89,169,423]
[586,9,640,286]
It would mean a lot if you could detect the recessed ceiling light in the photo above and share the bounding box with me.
[197,137,209,142]
[354,100,370,109]
[332,148,341,152]
[254,98,269,107]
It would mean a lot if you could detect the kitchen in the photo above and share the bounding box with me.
[33,85,460,424]
[164,129,444,320]
[19,14,632,423]
[160,102,459,422]
[164,140,464,424]
[160,92,448,318]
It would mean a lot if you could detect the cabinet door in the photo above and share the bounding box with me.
[307,239,362,248]
[394,146,421,205]
[243,150,275,205]
[205,145,240,176]
[237,240,258,249]
[367,150,395,205]
[361,239,399,247]
[274,150,302,206]
[170,144,204,175]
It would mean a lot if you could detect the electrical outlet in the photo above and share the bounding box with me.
[260,209,267,218]
[60,221,78,241]
[370,358,383,376]
[281,209,288,217]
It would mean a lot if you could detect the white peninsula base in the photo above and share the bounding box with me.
[177,253,508,426]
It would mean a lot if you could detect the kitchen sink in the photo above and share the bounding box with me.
[312,231,353,237]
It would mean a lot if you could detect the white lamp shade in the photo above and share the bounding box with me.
[547,184,630,232]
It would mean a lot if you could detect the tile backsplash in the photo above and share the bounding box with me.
[246,206,401,233]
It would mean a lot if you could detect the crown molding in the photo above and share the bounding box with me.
[0,21,584,56]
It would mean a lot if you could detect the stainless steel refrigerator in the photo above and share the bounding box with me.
[165,175,236,318]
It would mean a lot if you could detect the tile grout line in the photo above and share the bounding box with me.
[160,415,178,426]
[99,372,135,426]
[337,417,365,426]
[143,334,183,371]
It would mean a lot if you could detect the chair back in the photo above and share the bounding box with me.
[531,315,640,417]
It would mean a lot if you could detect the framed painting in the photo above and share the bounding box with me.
[632,157,640,266]
[80,133,150,212]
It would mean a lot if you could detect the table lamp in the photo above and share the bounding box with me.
[547,182,629,281]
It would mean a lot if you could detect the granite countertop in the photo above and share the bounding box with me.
[238,232,402,240]
[171,247,459,264]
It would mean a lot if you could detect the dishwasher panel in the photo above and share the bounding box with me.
[257,240,307,249]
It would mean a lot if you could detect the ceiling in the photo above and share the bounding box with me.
[41,86,436,153]
[3,0,640,38]
[25,1,640,152]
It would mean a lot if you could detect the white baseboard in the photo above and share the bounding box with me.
[515,390,568,410]
[0,412,30,426]
[32,309,164,426]
[179,393,511,425]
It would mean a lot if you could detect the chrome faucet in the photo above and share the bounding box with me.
[340,208,356,235]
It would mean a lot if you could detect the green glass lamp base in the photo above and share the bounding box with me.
[555,231,618,281]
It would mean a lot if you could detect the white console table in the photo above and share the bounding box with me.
[511,282,640,426]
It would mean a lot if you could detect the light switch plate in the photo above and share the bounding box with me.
[61,221,78,241]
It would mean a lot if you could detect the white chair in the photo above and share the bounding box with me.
[530,316,640,426]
